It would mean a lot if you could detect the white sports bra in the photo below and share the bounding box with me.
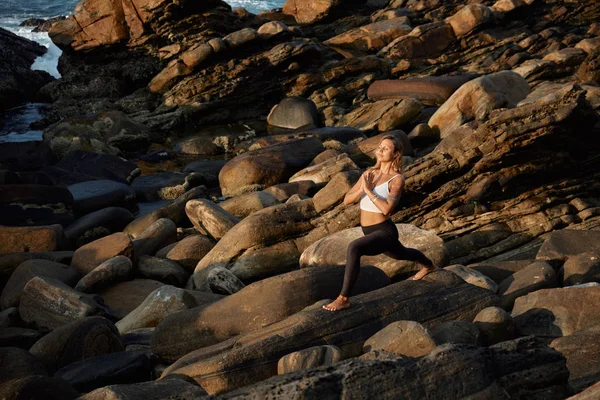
[359,174,403,213]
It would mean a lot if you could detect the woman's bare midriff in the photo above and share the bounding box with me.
[360,209,389,227]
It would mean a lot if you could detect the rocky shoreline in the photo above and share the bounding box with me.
[1,0,600,399]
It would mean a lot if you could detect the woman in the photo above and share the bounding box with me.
[323,135,437,312]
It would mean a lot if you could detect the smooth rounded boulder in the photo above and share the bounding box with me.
[473,306,517,346]
[219,191,280,219]
[74,256,133,293]
[155,234,215,271]
[185,199,240,240]
[267,97,320,130]
[300,224,448,280]
[64,207,134,248]
[71,232,133,275]
[218,137,325,197]
[67,180,136,215]
[277,345,343,374]
[363,320,437,357]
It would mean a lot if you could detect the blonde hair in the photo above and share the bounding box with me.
[370,135,404,173]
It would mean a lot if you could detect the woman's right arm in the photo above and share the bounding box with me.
[343,173,365,205]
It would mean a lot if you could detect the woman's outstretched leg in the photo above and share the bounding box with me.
[384,241,437,280]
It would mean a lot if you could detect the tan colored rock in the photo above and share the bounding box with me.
[219,192,280,219]
[148,60,192,94]
[138,256,189,287]
[473,306,517,346]
[542,47,587,66]
[277,345,342,374]
[185,199,240,240]
[257,21,290,39]
[132,218,177,262]
[266,97,320,130]
[313,170,361,213]
[98,279,165,320]
[223,28,259,48]
[263,181,317,202]
[446,3,494,38]
[445,264,498,292]
[181,43,213,69]
[428,71,529,138]
[19,276,112,331]
[338,98,422,132]
[536,230,600,264]
[1,259,79,309]
[282,0,341,25]
[155,235,215,271]
[300,224,448,279]
[289,153,359,184]
[575,37,600,55]
[512,59,554,80]
[207,267,245,295]
[561,252,600,287]
[0,225,65,255]
[71,232,133,276]
[228,240,301,281]
[379,22,456,59]
[491,0,527,13]
[498,261,557,309]
[363,320,436,357]
[74,256,133,293]
[324,18,412,53]
[115,285,197,334]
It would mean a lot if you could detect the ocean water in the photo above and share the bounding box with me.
[0,0,285,140]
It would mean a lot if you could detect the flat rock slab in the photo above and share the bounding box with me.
[498,261,557,309]
[0,184,74,226]
[67,180,136,215]
[300,223,448,279]
[512,286,600,338]
[54,350,153,393]
[0,225,66,255]
[367,75,476,105]
[536,230,600,264]
[162,271,499,394]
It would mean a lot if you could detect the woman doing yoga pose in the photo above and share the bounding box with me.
[323,135,437,312]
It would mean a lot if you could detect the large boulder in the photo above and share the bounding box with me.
[337,98,423,132]
[218,137,325,197]
[155,235,215,271]
[445,3,495,38]
[378,22,456,60]
[219,192,281,219]
[71,232,133,275]
[324,18,412,54]
[0,225,66,255]
[363,320,437,357]
[74,256,133,293]
[536,230,600,265]
[288,153,359,184]
[282,0,344,25]
[152,266,390,362]
[348,131,413,166]
[428,71,530,138]
[498,261,557,309]
[98,279,165,320]
[67,180,136,215]
[161,271,499,394]
[277,345,343,375]
[561,252,600,286]
[185,199,240,240]
[300,224,448,280]
[267,97,320,130]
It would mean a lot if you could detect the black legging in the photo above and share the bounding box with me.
[340,219,434,297]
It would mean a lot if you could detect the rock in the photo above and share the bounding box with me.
[78,379,208,400]
[282,0,343,24]
[0,346,47,382]
[289,153,359,184]
[0,141,56,172]
[219,192,281,219]
[0,185,74,226]
[267,97,320,130]
[338,98,423,132]
[0,327,41,349]
[124,186,206,238]
[19,276,112,331]
[445,3,495,38]
[324,18,412,54]
[348,131,413,167]
[218,137,324,197]
[138,256,189,287]
[313,170,361,213]
[561,252,600,286]
[65,207,134,248]
[207,267,245,295]
[67,180,136,215]
[132,218,177,263]
[543,47,587,66]
[0,252,73,292]
[367,75,476,106]
[473,306,517,346]
[29,316,123,373]
[498,261,557,309]
[379,22,456,60]
[257,21,290,39]
[202,337,567,398]
[132,172,203,202]
[42,150,139,185]
[74,256,133,293]
[277,345,343,374]
[152,266,390,362]
[430,320,480,346]
[0,225,66,255]
[185,199,240,240]
[550,325,600,393]
[223,28,259,48]
[71,232,134,275]
[0,307,18,328]
[115,285,197,335]
[512,285,600,338]
[576,37,600,55]
[1,259,79,309]
[445,264,498,292]
[161,272,499,394]
[428,71,530,138]
[263,181,318,202]
[300,223,448,280]
[155,235,215,271]
[0,27,54,111]
[183,160,226,187]
[148,59,192,94]
[54,350,153,393]
[98,279,166,320]
[536,230,600,265]
[0,375,79,400]
[468,260,535,284]
[363,320,437,357]
[180,43,214,69]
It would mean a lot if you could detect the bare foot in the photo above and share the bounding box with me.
[411,266,438,281]
[323,295,350,311]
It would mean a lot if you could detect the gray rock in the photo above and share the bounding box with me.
[561,252,600,286]
[138,256,189,287]
[363,320,437,357]
[207,267,245,295]
[132,218,177,263]
[74,256,133,293]
[67,180,136,215]
[185,199,240,240]
[220,191,280,218]
[536,230,600,265]
[498,261,557,309]
[0,326,41,349]
[78,379,208,400]
[445,264,498,292]
[430,320,480,346]
[277,345,342,374]
[0,307,18,328]
[132,172,204,201]
[267,97,320,130]
[473,306,517,346]
[0,184,74,226]
[64,207,134,248]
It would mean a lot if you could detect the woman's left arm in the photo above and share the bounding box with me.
[364,175,404,216]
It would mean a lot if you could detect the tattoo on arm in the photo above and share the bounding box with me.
[386,177,404,212]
